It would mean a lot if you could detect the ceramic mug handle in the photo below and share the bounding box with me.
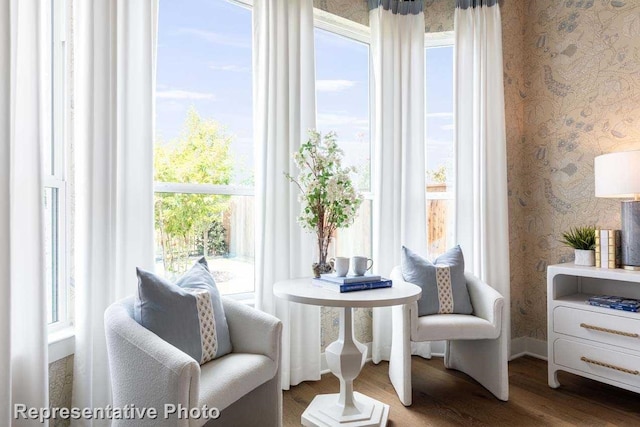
[366,258,373,272]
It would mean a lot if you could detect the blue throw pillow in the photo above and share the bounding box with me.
[401,245,473,316]
[134,257,232,364]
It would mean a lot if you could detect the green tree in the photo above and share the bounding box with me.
[426,165,447,184]
[155,107,233,274]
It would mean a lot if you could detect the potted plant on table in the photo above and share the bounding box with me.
[561,226,596,266]
[286,130,363,278]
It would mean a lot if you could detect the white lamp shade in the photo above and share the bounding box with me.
[594,150,640,199]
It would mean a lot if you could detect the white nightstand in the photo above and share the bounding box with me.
[547,263,640,394]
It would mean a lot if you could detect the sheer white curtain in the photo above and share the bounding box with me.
[72,1,158,423]
[454,0,510,345]
[0,1,49,424]
[253,0,321,389]
[369,0,428,363]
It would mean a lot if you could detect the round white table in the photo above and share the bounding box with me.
[274,278,421,427]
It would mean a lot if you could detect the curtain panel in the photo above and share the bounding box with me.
[0,1,49,425]
[369,0,428,363]
[72,1,158,424]
[253,0,321,389]
[454,0,511,344]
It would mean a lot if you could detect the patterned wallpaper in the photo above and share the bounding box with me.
[313,0,455,31]
[505,0,640,340]
[49,355,74,427]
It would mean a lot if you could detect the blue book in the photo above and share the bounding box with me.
[312,278,392,293]
[588,295,640,309]
[588,301,640,312]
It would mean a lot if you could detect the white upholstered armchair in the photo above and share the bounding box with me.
[389,266,508,406]
[105,296,283,427]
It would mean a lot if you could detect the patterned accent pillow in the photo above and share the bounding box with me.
[401,245,473,316]
[134,257,232,364]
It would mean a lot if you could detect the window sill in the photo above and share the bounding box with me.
[225,292,255,307]
[48,326,75,363]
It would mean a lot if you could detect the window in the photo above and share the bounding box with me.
[44,0,69,327]
[314,18,372,260]
[425,35,455,258]
[154,0,254,296]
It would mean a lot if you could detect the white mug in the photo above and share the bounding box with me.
[331,257,350,277]
[351,256,373,276]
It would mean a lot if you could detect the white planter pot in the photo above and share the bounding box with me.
[575,249,595,266]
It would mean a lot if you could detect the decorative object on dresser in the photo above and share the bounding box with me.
[595,151,640,270]
[587,295,640,312]
[560,226,596,266]
[595,229,621,269]
[547,263,640,395]
[285,130,364,278]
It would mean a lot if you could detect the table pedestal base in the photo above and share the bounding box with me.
[301,392,389,427]
[301,307,389,427]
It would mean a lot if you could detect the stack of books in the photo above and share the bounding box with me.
[587,295,640,312]
[595,229,621,269]
[312,274,392,293]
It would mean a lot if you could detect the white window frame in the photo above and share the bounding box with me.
[425,32,456,251]
[45,0,70,332]
[46,0,75,362]
[154,0,256,301]
[314,8,372,204]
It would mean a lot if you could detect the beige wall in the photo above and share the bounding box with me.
[504,0,640,340]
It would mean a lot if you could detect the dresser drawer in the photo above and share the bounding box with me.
[554,339,640,389]
[553,306,640,352]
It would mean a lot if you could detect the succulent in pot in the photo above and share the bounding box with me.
[561,226,596,266]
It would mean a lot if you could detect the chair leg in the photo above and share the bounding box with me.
[389,304,412,406]
[445,335,509,401]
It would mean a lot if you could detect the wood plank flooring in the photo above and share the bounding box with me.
[283,356,640,426]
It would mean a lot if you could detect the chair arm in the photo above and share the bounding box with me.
[104,300,200,426]
[464,272,504,328]
[223,298,282,363]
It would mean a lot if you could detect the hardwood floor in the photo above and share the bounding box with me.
[283,356,640,426]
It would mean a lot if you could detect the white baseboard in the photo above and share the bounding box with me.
[510,336,547,361]
[320,337,546,374]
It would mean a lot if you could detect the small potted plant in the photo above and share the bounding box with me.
[561,226,596,266]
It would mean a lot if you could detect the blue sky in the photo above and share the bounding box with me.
[155,0,454,186]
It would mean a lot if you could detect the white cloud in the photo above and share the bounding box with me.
[178,28,250,48]
[316,80,356,92]
[317,113,368,128]
[209,64,250,72]
[426,112,454,118]
[156,90,215,100]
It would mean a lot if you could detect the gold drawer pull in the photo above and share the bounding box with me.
[580,356,639,375]
[580,323,639,338]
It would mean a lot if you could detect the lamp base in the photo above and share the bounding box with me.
[621,201,640,269]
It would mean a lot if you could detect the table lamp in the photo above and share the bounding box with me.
[594,150,640,270]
